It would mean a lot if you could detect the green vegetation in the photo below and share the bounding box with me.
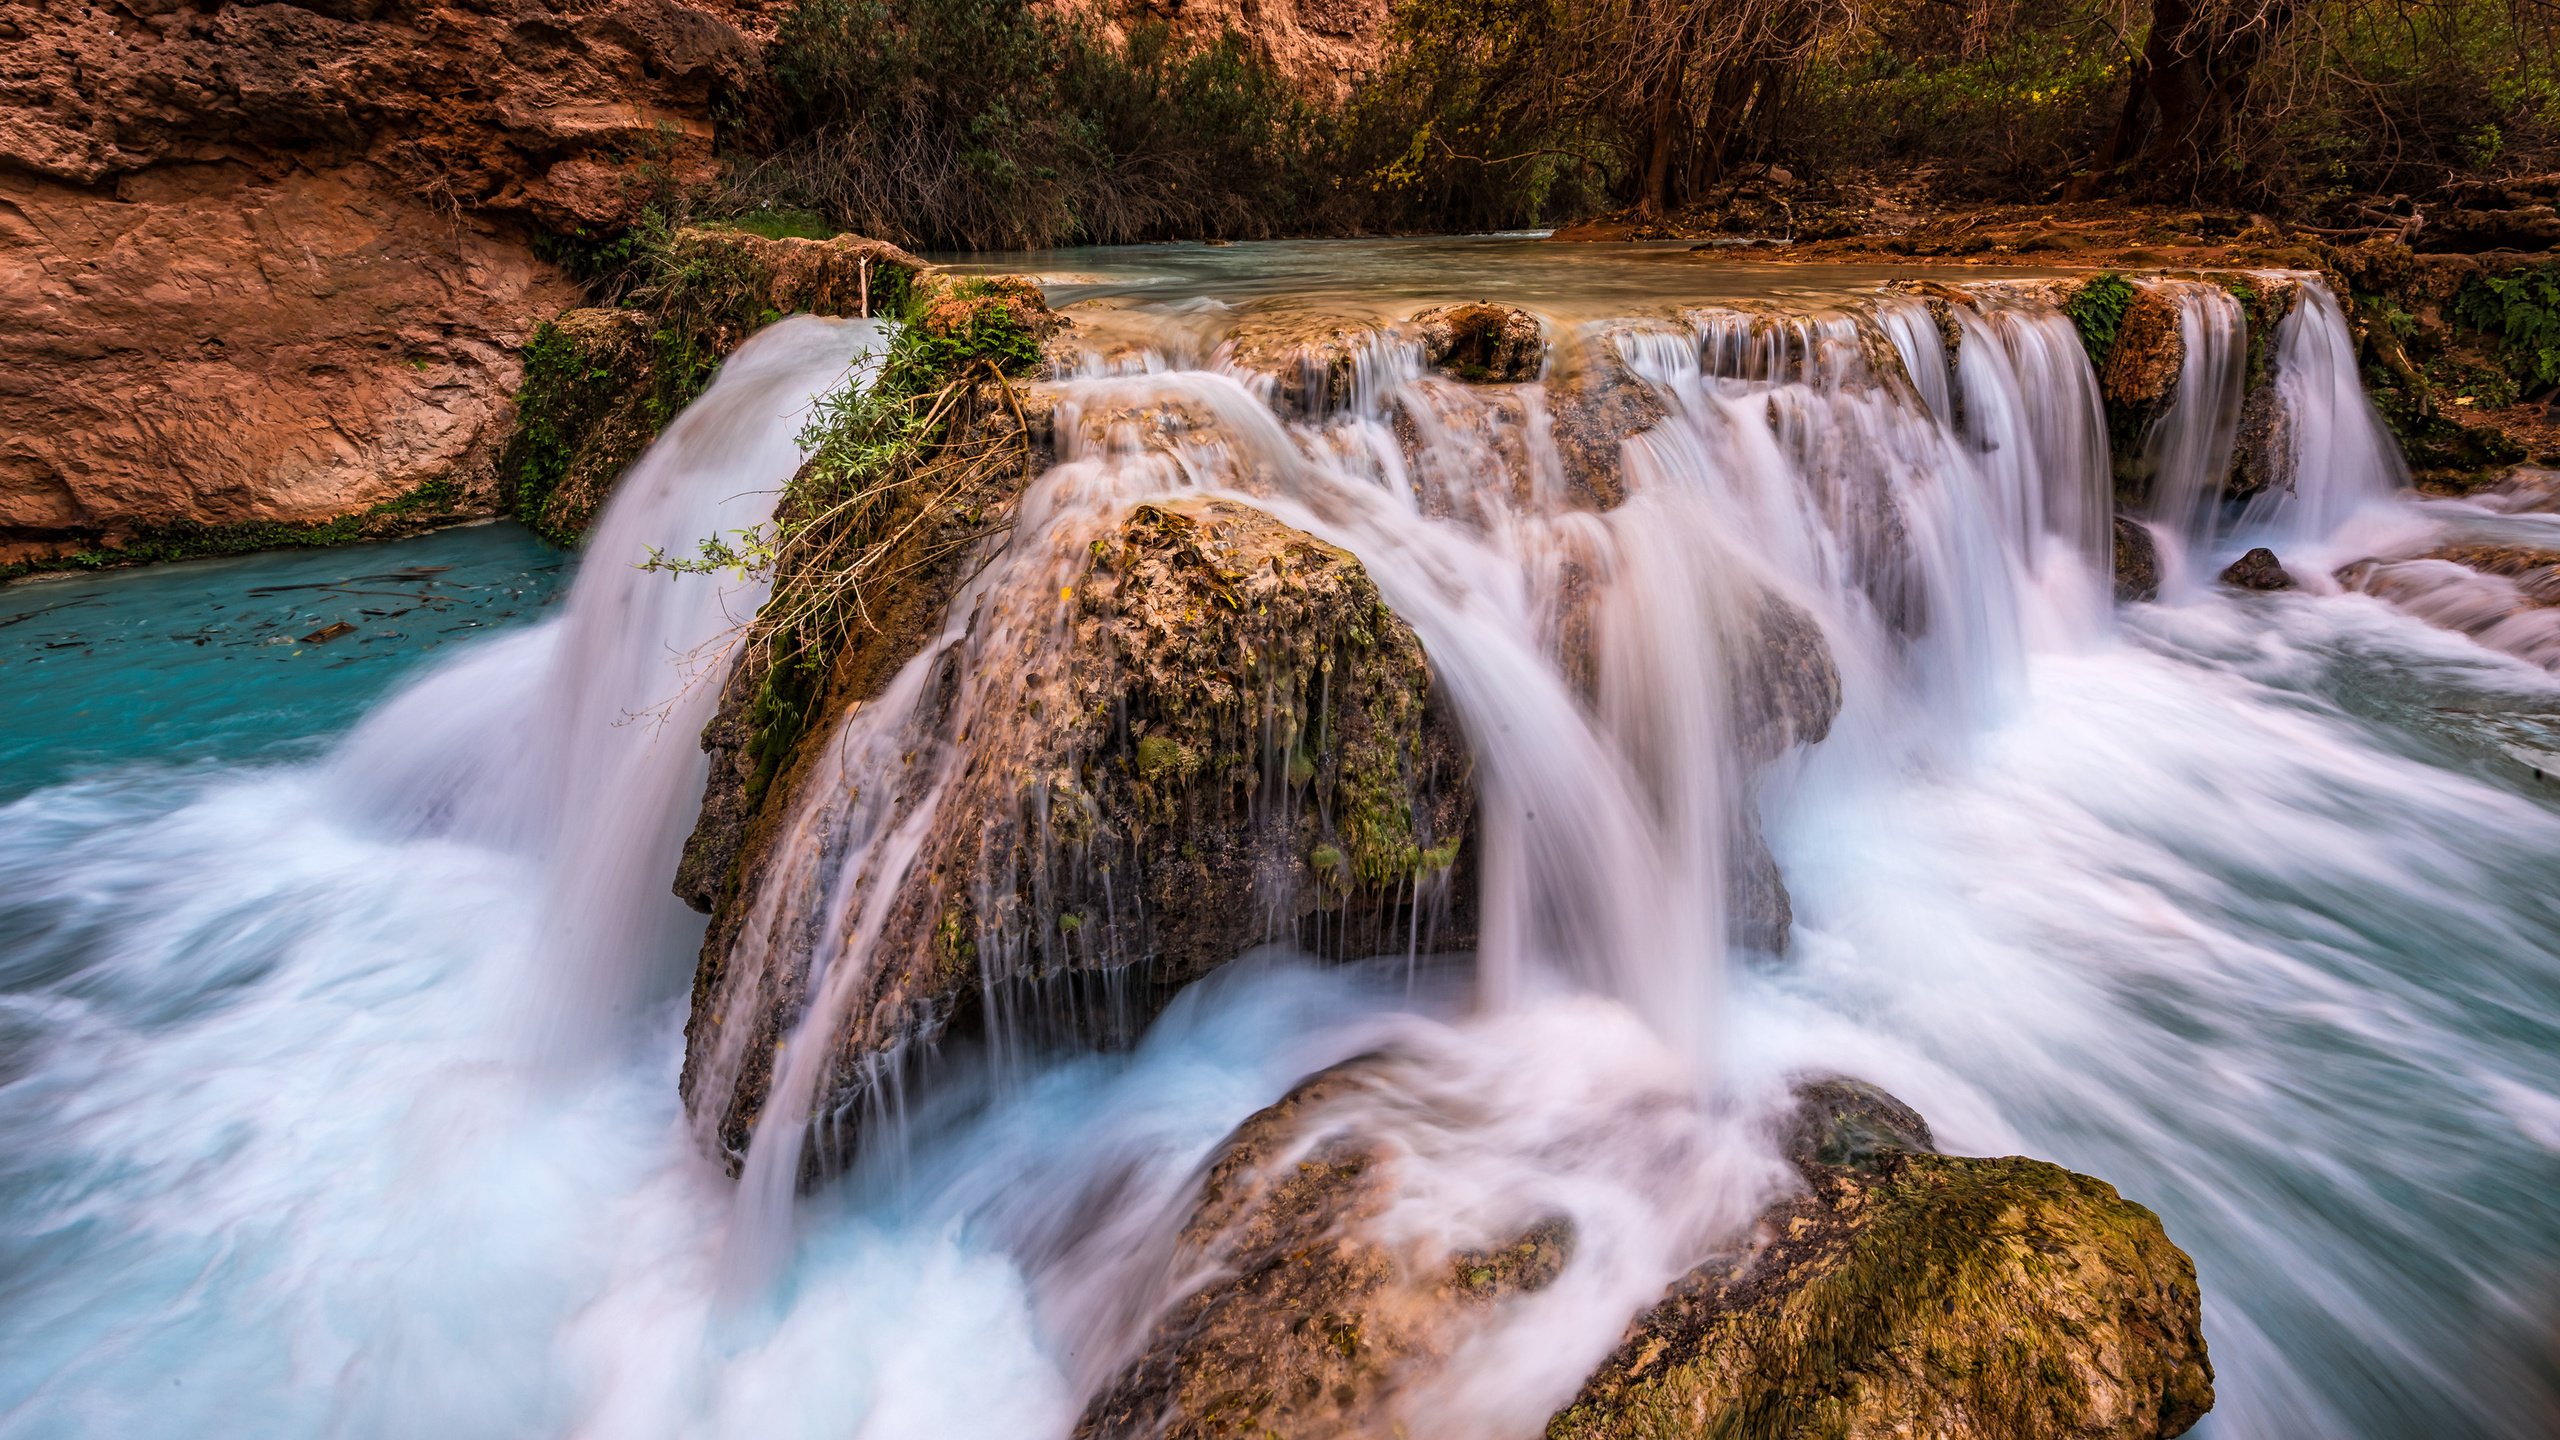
[2064,271,2138,368]
[726,0,1327,249]
[650,273,1050,799]
[0,482,469,584]
[2455,264,2560,395]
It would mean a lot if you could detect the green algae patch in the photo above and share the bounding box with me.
[1548,1152,2214,1440]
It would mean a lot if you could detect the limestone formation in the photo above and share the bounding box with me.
[681,497,1474,1169]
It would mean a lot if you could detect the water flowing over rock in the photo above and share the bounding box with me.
[1075,1064,2209,1440]
[1549,1080,2215,1440]
[682,491,1471,1174]
[505,229,925,541]
[1072,1061,1573,1440]
[2114,515,2165,602]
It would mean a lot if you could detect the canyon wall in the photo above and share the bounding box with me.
[0,0,771,562]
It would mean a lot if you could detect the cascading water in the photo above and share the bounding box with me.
[2,246,2554,1440]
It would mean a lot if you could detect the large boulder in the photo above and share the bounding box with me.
[681,497,1474,1171]
[1550,1082,2214,1440]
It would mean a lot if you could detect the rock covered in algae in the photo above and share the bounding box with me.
[1075,1062,1574,1440]
[1411,302,1547,383]
[1548,1081,2213,1440]
[682,498,1474,1172]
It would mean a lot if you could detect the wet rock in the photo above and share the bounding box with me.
[1730,594,1843,767]
[1730,823,1793,957]
[1075,1063,1573,1440]
[2114,515,2163,602]
[2102,285,2187,410]
[1545,339,1670,510]
[683,499,1474,1172]
[1222,311,1398,416]
[1550,1080,2215,1440]
[2220,547,2296,591]
[1410,303,1546,383]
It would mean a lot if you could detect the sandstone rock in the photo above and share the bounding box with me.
[0,0,765,560]
[2114,515,2163,602]
[1549,1081,2215,1440]
[1411,303,1546,383]
[1065,0,1386,100]
[2220,547,2295,591]
[682,498,1474,1170]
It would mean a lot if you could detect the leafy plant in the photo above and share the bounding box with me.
[2064,272,2138,366]
[2455,264,2560,394]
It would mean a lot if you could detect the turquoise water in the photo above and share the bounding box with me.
[0,524,568,800]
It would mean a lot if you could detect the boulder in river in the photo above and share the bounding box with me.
[2115,515,2164,602]
[1074,1062,1573,1440]
[1411,303,1547,383]
[1551,1080,2214,1440]
[2220,547,2296,591]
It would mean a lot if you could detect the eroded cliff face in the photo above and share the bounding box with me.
[0,0,769,561]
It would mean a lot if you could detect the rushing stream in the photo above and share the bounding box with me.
[2,241,2556,1439]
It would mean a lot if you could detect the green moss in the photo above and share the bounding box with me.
[2063,271,2137,369]
[1136,733,1199,781]
[1548,1154,2211,1440]
[0,480,471,584]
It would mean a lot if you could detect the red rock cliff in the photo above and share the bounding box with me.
[0,0,773,561]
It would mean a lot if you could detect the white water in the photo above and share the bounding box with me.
[3,271,2557,1439]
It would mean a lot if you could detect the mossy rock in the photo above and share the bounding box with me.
[681,496,1475,1175]
[1548,1080,2213,1440]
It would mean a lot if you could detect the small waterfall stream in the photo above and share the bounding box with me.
[0,259,2553,1440]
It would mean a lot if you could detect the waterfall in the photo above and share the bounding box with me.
[10,253,2553,1440]
[332,315,884,1052]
